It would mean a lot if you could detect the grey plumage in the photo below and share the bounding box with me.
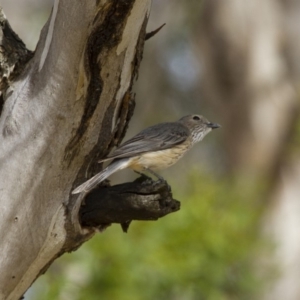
[72,114,220,194]
[101,122,190,162]
[72,159,129,194]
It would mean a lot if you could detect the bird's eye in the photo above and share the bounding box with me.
[193,116,200,121]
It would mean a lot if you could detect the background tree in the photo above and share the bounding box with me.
[198,1,300,299]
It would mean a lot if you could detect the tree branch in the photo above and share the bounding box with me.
[80,177,180,232]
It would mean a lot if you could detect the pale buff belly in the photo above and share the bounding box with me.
[128,143,190,171]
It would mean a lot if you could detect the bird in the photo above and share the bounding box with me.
[72,114,220,194]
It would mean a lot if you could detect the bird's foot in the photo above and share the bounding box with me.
[146,169,171,191]
[134,171,153,185]
[134,169,170,191]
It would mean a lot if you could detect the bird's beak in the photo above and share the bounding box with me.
[207,122,221,129]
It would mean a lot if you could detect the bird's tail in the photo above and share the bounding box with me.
[72,159,129,194]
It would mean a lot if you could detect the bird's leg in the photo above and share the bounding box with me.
[146,168,166,182]
[134,170,144,176]
[134,170,151,179]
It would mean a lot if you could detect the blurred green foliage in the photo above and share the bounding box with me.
[30,173,264,300]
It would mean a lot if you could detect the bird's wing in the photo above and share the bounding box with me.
[102,122,189,161]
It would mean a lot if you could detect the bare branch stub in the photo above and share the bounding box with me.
[145,23,166,41]
[79,176,180,232]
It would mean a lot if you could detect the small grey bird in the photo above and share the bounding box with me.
[72,114,220,194]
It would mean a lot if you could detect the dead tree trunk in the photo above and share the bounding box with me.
[0,1,178,299]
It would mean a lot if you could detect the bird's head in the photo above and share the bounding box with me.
[178,114,221,144]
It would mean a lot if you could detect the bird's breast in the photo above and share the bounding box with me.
[128,142,191,171]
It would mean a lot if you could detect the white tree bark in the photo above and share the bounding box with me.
[0,1,151,299]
